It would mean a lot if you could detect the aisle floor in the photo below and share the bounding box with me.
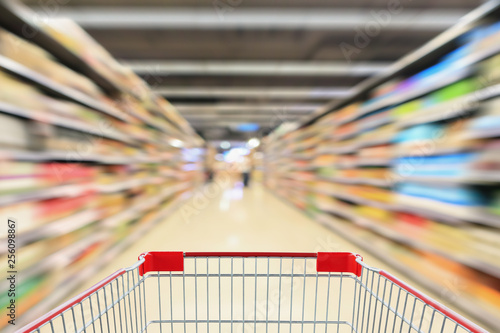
[86,181,396,281]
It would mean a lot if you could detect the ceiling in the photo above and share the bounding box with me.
[25,0,483,142]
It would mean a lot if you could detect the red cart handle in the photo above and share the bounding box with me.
[138,251,363,276]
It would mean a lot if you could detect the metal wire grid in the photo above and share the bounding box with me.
[30,256,475,333]
[31,262,147,333]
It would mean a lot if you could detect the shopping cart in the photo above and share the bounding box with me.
[19,252,488,333]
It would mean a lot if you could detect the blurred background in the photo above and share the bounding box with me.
[0,0,500,332]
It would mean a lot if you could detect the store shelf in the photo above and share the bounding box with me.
[100,205,139,229]
[341,68,472,126]
[287,165,319,171]
[134,183,190,212]
[317,203,500,279]
[15,190,193,329]
[463,127,500,140]
[0,55,129,121]
[0,176,186,208]
[359,116,393,132]
[319,135,394,155]
[0,209,99,252]
[397,194,500,227]
[0,2,205,330]
[358,135,394,148]
[321,176,390,187]
[356,157,393,166]
[98,177,163,193]
[397,84,500,128]
[0,232,109,293]
[0,101,134,144]
[100,182,191,229]
[0,0,123,95]
[314,212,499,330]
[302,0,500,127]
[0,148,172,164]
[160,169,186,179]
[318,145,356,154]
[395,171,500,184]
[320,158,392,169]
[0,186,195,304]
[334,130,359,141]
[0,183,94,207]
[287,153,316,160]
[313,187,396,211]
[127,109,170,132]
[315,185,500,227]
[264,4,500,331]
[335,118,392,141]
[276,180,309,190]
[394,144,475,158]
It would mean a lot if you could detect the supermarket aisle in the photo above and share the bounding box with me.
[82,181,374,282]
[84,181,431,295]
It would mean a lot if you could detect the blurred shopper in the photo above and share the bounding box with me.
[239,155,252,187]
[205,167,214,183]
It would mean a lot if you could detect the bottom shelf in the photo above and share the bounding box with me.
[314,213,499,332]
[3,190,193,332]
[269,187,499,332]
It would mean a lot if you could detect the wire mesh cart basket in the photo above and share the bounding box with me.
[19,252,488,333]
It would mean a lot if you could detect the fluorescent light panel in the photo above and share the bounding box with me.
[125,61,388,76]
[153,87,352,99]
[48,8,466,30]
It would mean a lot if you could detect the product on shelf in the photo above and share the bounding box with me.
[0,27,104,100]
[0,114,32,149]
[331,103,360,123]
[480,53,500,85]
[358,123,396,146]
[40,19,132,92]
[358,144,393,159]
[396,182,485,206]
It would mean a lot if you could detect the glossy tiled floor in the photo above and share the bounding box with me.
[86,181,397,282]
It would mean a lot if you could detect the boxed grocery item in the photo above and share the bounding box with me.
[396,182,486,206]
[332,103,360,123]
[0,27,104,99]
[0,162,45,195]
[0,71,46,110]
[0,113,31,149]
[349,185,393,203]
[358,144,393,159]
[370,78,403,99]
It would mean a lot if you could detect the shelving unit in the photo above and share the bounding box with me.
[15,190,192,328]
[312,212,500,331]
[264,2,500,331]
[0,0,123,95]
[0,1,204,330]
[0,55,129,122]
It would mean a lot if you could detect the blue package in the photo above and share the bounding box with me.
[394,153,478,167]
[394,124,444,143]
[396,182,486,206]
[469,116,500,130]
[439,44,472,64]
[412,61,450,82]
[422,153,477,165]
[393,153,478,178]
